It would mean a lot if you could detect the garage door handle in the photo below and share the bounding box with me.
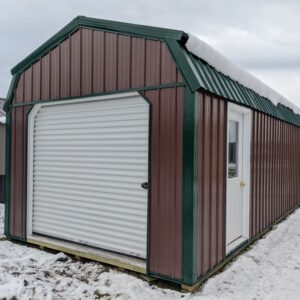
[141,182,149,189]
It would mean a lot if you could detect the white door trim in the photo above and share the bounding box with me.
[226,103,251,254]
[26,91,144,238]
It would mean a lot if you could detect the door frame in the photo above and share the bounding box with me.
[226,102,251,254]
[26,91,151,260]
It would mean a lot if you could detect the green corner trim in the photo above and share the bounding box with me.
[4,108,11,236]
[166,39,201,93]
[182,88,198,285]
[11,16,185,76]
[4,74,19,112]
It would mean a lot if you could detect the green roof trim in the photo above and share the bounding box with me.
[187,53,300,127]
[7,16,300,126]
[11,16,186,75]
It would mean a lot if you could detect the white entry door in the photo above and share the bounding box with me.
[226,103,251,253]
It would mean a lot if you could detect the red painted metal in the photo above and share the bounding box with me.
[197,92,227,277]
[250,111,300,237]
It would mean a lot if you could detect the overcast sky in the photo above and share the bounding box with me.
[1,0,300,106]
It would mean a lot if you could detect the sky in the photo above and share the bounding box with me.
[1,0,300,106]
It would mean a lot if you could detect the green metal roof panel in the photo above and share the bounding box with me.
[188,54,300,127]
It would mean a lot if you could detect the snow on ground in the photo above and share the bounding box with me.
[0,205,299,299]
[0,203,4,237]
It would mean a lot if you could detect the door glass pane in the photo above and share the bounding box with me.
[228,120,239,178]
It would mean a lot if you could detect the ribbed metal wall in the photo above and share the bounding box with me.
[9,28,184,280]
[196,92,227,277]
[250,111,300,237]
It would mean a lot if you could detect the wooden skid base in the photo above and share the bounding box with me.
[27,235,146,274]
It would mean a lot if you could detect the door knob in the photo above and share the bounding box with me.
[141,182,149,189]
[240,181,246,187]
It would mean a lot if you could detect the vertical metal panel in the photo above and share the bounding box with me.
[81,29,93,95]
[60,38,71,98]
[24,67,32,102]
[197,92,227,277]
[50,46,60,99]
[117,35,131,90]
[105,32,117,92]
[9,28,184,279]
[250,111,300,237]
[161,43,177,84]
[147,87,183,280]
[92,30,105,94]
[32,61,41,101]
[145,40,161,86]
[131,37,145,88]
[41,55,50,100]
[70,30,81,97]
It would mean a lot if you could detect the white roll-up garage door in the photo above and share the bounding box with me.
[27,93,149,258]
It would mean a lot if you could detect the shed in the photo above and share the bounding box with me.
[0,99,5,203]
[3,16,300,289]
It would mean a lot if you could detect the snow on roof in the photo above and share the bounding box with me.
[185,34,300,114]
[0,99,5,118]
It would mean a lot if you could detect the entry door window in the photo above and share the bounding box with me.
[228,120,239,178]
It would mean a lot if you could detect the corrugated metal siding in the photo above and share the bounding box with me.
[9,29,184,280]
[188,54,300,127]
[197,92,227,277]
[14,28,182,104]
[250,111,300,237]
[146,87,183,280]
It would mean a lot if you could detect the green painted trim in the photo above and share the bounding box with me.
[166,39,201,92]
[11,16,185,75]
[3,74,19,112]
[11,82,185,108]
[181,88,198,285]
[4,108,11,236]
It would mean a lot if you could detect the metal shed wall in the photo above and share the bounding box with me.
[250,111,300,237]
[8,28,184,280]
[196,92,227,278]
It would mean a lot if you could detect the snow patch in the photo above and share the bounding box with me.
[185,33,300,114]
[0,204,4,237]
[0,116,5,124]
[0,205,300,299]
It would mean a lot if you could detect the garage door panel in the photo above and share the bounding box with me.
[29,93,149,258]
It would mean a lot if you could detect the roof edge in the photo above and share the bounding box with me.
[11,16,185,75]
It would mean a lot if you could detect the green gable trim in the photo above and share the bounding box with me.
[3,74,19,112]
[187,53,300,127]
[11,16,185,76]
[166,39,202,93]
